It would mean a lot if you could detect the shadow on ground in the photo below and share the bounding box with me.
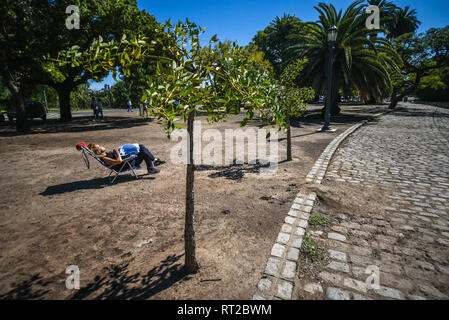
[0,274,54,299]
[0,117,153,137]
[195,160,288,181]
[40,174,155,196]
[70,254,189,300]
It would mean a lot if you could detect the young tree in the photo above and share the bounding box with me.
[143,20,285,273]
[56,20,285,273]
[279,60,315,161]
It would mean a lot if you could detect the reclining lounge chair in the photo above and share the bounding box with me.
[76,142,141,185]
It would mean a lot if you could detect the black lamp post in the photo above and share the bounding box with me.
[321,25,338,132]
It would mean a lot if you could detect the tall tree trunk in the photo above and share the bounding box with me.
[331,95,341,116]
[389,96,399,109]
[286,117,292,161]
[10,84,29,132]
[389,73,424,110]
[321,94,341,116]
[366,94,377,105]
[57,86,72,122]
[185,110,199,273]
[0,52,29,132]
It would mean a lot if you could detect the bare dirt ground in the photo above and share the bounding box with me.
[0,105,386,300]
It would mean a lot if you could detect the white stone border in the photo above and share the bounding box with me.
[253,121,369,300]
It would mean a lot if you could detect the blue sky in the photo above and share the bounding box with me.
[90,0,449,90]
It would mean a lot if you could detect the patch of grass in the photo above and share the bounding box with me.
[301,233,327,263]
[309,214,328,226]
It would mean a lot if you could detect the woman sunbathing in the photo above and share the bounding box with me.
[88,143,164,174]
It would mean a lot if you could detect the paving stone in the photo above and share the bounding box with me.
[303,283,323,294]
[331,226,348,234]
[295,227,305,237]
[326,287,350,300]
[288,209,299,218]
[285,216,296,225]
[328,232,346,242]
[281,224,293,234]
[277,232,290,245]
[327,261,350,273]
[291,237,303,249]
[277,280,293,300]
[264,257,281,276]
[305,199,314,206]
[353,293,372,300]
[257,278,272,292]
[351,245,372,256]
[287,248,300,261]
[417,284,448,299]
[309,230,324,237]
[302,206,313,213]
[282,261,297,280]
[407,295,426,300]
[271,243,285,258]
[399,225,415,231]
[380,273,414,291]
[297,219,308,229]
[374,286,403,300]
[343,277,367,293]
[328,249,347,262]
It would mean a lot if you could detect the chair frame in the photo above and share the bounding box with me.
[80,146,141,185]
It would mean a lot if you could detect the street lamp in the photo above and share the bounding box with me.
[320,25,338,132]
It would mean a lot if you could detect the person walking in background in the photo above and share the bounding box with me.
[143,103,150,118]
[127,99,133,112]
[91,97,98,121]
[97,98,104,121]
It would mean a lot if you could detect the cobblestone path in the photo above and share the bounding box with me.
[295,103,449,300]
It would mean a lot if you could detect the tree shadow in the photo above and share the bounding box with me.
[392,107,449,119]
[0,274,53,300]
[40,174,155,196]
[276,131,321,142]
[195,159,288,181]
[290,111,382,128]
[0,117,153,137]
[70,254,190,300]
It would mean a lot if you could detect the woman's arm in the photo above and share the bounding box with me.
[102,149,123,166]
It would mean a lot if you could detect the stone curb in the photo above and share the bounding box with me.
[253,113,388,300]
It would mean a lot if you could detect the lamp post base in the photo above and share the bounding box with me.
[317,126,337,133]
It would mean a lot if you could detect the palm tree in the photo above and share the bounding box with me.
[365,1,398,104]
[287,0,401,115]
[387,6,421,39]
